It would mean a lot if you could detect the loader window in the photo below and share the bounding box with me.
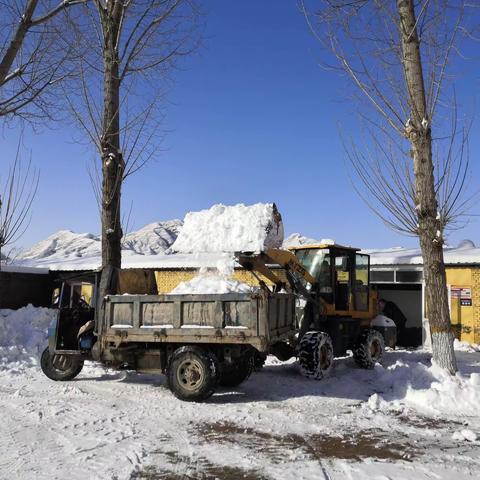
[354,254,369,311]
[294,248,332,301]
[334,255,350,310]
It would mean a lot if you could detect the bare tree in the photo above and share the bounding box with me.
[0,142,39,268]
[302,0,477,374]
[63,0,200,294]
[0,0,86,122]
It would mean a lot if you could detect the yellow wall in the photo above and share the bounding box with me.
[446,267,480,344]
[154,268,287,294]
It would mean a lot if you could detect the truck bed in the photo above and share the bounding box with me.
[100,291,296,351]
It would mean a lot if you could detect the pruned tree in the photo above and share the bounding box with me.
[63,0,200,294]
[0,143,39,268]
[302,0,477,374]
[0,0,86,122]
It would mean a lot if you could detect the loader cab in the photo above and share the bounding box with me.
[291,244,371,315]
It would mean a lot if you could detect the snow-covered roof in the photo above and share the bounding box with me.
[367,240,480,266]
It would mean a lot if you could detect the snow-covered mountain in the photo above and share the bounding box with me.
[282,233,319,248]
[21,231,100,260]
[122,220,183,255]
[19,220,183,262]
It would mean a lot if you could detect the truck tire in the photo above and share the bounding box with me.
[298,331,334,380]
[220,356,253,387]
[167,346,219,402]
[40,347,84,381]
[353,329,385,369]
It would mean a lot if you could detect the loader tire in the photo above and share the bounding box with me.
[40,347,84,381]
[168,346,219,402]
[220,356,253,387]
[353,329,385,369]
[297,331,334,380]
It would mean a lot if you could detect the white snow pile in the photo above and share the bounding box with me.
[0,305,56,371]
[171,203,284,253]
[366,359,480,418]
[454,339,480,353]
[170,257,253,295]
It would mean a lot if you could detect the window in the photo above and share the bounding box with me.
[354,254,369,311]
[371,270,395,283]
[295,248,331,290]
[396,271,423,283]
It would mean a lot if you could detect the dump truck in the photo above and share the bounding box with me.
[40,243,397,401]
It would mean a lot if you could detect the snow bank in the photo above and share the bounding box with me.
[454,339,480,353]
[0,305,56,370]
[366,359,480,418]
[169,257,253,295]
[171,203,284,253]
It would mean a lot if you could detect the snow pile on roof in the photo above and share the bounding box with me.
[171,203,284,253]
[0,305,56,371]
[366,359,480,417]
[170,257,253,295]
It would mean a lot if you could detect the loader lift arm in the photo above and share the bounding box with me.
[235,249,326,312]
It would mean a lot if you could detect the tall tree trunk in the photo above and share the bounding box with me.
[397,0,457,373]
[99,4,124,296]
[0,0,39,86]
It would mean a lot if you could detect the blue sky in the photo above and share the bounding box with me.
[2,0,479,250]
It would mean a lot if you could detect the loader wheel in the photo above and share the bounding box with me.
[297,331,334,380]
[167,346,219,402]
[40,347,84,381]
[219,356,253,387]
[353,329,385,369]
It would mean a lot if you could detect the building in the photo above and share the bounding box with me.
[368,240,480,346]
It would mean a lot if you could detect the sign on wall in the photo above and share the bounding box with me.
[451,286,472,307]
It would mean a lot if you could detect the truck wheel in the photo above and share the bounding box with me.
[167,346,219,402]
[40,347,84,381]
[353,329,385,369]
[298,331,334,380]
[219,356,253,387]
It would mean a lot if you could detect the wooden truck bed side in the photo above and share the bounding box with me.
[99,291,296,351]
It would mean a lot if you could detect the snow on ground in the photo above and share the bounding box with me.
[171,203,284,253]
[1,307,480,479]
[0,306,56,371]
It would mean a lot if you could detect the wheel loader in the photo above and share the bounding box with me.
[236,243,397,377]
[40,243,396,401]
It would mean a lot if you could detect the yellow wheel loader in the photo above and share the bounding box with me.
[236,243,397,379]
